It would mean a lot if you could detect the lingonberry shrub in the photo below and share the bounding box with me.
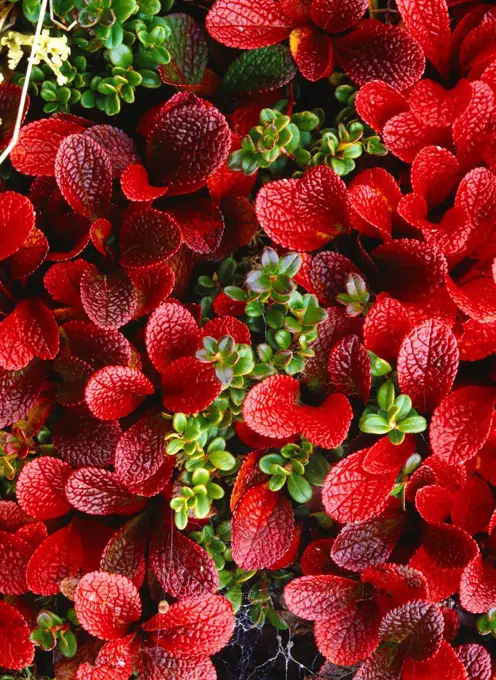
[1,0,496,678]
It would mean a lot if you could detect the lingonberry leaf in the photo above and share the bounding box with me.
[161,357,222,414]
[255,166,349,251]
[120,164,168,202]
[459,554,496,613]
[222,45,297,94]
[75,571,142,640]
[55,134,112,219]
[402,640,469,680]
[16,457,73,520]
[10,118,85,176]
[331,510,405,572]
[80,268,138,330]
[66,467,146,516]
[284,574,359,621]
[119,209,181,269]
[455,644,492,680]
[26,522,83,596]
[322,449,398,523]
[327,334,371,402]
[206,0,293,49]
[150,511,219,599]
[142,595,235,659]
[0,601,34,670]
[83,125,140,178]
[363,294,411,361]
[355,80,409,132]
[146,93,231,195]
[85,366,154,420]
[114,415,174,497]
[334,20,425,90]
[397,319,459,412]
[429,386,496,464]
[379,600,444,660]
[53,411,121,468]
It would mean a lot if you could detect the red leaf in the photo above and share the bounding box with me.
[374,239,447,301]
[363,435,416,475]
[100,514,148,588]
[84,125,140,178]
[445,273,496,323]
[114,415,174,497]
[230,450,266,511]
[55,134,112,219]
[453,81,495,173]
[334,20,425,91]
[0,299,59,370]
[460,554,496,613]
[136,645,217,680]
[0,363,45,429]
[268,522,302,569]
[409,547,461,602]
[0,601,34,670]
[402,287,457,329]
[0,530,33,594]
[0,83,29,149]
[396,0,450,75]
[331,510,405,572]
[422,522,478,568]
[363,294,411,361]
[80,268,137,330]
[120,164,168,202]
[242,374,301,438]
[327,334,371,401]
[397,320,458,412]
[284,574,359,621]
[146,93,231,195]
[456,644,492,680]
[161,357,222,414]
[66,467,145,516]
[26,522,82,595]
[311,0,368,33]
[362,563,428,609]
[232,483,294,570]
[150,512,219,599]
[145,301,200,373]
[348,167,402,240]
[415,485,453,523]
[61,320,133,369]
[255,165,349,251]
[408,78,472,129]
[379,600,444,660]
[53,356,94,407]
[298,393,353,448]
[429,386,496,464]
[119,209,181,269]
[216,195,258,258]
[354,647,403,680]
[322,449,398,523]
[85,366,154,420]
[208,138,256,204]
[167,196,225,255]
[75,571,141,640]
[309,251,360,307]
[201,316,251,345]
[44,259,96,307]
[450,476,493,535]
[6,227,49,279]
[77,636,136,680]
[128,265,175,318]
[53,411,121,468]
[382,112,451,163]
[10,118,84,176]
[355,80,409,132]
[410,146,460,210]
[300,538,342,576]
[289,27,334,82]
[205,0,293,48]
[314,598,380,665]
[142,595,234,659]
[458,318,496,361]
[0,192,35,261]
[402,640,469,680]
[16,457,73,520]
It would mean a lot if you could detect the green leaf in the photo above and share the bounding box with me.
[304,453,330,486]
[208,450,236,471]
[224,286,246,302]
[226,583,243,613]
[395,394,412,420]
[266,608,289,630]
[139,69,161,88]
[108,43,133,68]
[287,474,313,503]
[113,0,137,20]
[259,453,285,474]
[359,414,391,435]
[59,630,77,658]
[222,46,297,96]
[268,475,286,492]
[159,14,208,87]
[396,415,427,433]
[377,379,395,411]
[105,21,124,49]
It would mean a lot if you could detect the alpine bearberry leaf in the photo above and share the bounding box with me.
[146,302,200,373]
[222,46,297,94]
[0,192,35,262]
[16,457,73,520]
[85,366,154,420]
[456,644,492,680]
[119,209,181,269]
[161,357,222,414]
[26,523,83,595]
[83,125,140,179]
[402,640,469,680]
[284,574,359,622]
[327,334,371,402]
[0,601,34,670]
[66,467,146,516]
[120,164,168,202]
[80,269,137,330]
[379,600,444,660]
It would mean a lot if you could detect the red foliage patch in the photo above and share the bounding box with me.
[85,366,154,420]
